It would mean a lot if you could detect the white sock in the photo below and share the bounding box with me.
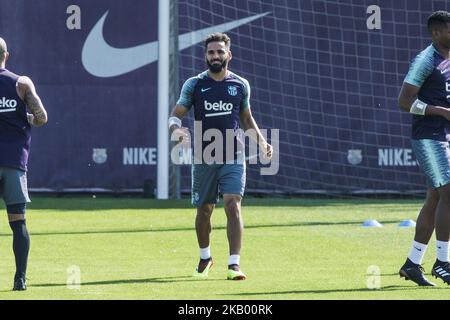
[408,241,427,265]
[436,240,449,263]
[200,246,211,260]
[228,254,240,266]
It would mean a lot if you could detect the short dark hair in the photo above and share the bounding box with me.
[204,33,231,51]
[427,11,450,32]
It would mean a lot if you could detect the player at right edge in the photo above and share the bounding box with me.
[398,11,450,286]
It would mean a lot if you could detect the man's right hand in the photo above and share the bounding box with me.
[440,108,450,121]
[426,105,450,121]
[26,113,34,126]
[171,127,191,145]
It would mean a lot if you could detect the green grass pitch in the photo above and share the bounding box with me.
[0,195,448,300]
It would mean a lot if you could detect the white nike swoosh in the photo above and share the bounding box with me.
[201,88,212,92]
[82,11,271,78]
[442,69,447,74]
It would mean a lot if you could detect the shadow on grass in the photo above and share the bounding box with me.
[0,220,401,237]
[218,285,444,297]
[0,284,441,295]
[30,275,223,288]
[0,195,424,212]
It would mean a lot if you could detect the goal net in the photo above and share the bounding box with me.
[174,0,446,195]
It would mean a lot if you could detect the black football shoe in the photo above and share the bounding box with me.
[399,259,436,286]
[13,276,27,291]
[432,260,450,285]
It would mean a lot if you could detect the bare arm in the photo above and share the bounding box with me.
[239,108,272,159]
[399,82,450,120]
[169,104,190,144]
[169,104,189,133]
[16,76,48,127]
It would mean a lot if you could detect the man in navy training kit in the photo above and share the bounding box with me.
[168,33,273,280]
[398,11,450,286]
[0,37,48,290]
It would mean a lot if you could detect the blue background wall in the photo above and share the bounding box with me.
[0,0,446,193]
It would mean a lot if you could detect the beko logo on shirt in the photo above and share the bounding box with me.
[204,100,233,111]
[0,97,17,111]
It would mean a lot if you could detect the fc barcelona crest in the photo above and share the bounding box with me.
[228,86,238,96]
[347,149,362,165]
[92,148,108,164]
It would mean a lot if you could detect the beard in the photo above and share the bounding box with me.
[206,59,228,73]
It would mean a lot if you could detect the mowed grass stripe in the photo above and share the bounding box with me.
[0,196,447,299]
